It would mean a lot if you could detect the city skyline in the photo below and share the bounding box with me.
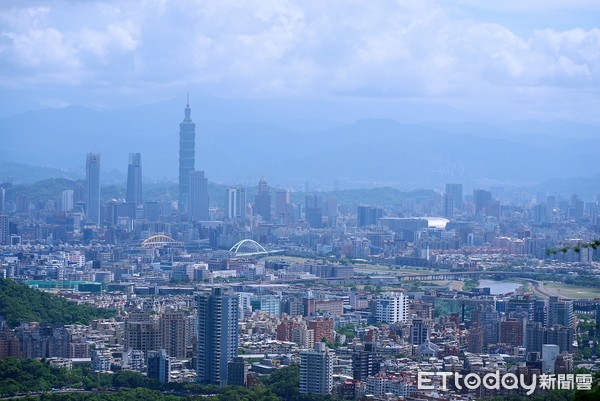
[1,1,599,192]
[1,2,599,400]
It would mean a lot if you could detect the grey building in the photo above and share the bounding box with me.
[547,297,573,328]
[254,177,271,222]
[300,342,334,395]
[444,183,463,218]
[190,170,209,222]
[197,288,239,386]
[147,349,171,383]
[85,153,101,225]
[126,153,143,206]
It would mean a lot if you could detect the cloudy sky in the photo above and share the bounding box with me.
[1,0,599,122]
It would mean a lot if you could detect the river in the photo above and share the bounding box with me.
[476,279,522,295]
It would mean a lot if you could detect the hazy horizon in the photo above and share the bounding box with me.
[1,1,599,194]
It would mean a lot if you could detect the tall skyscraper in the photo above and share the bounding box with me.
[85,153,101,225]
[126,153,143,206]
[325,197,338,227]
[178,96,196,214]
[305,194,323,228]
[300,342,334,395]
[225,187,246,220]
[444,183,463,218]
[357,205,383,227]
[275,189,290,220]
[0,187,5,213]
[189,170,209,222]
[254,177,271,222]
[197,288,239,386]
[0,215,9,245]
[473,189,492,215]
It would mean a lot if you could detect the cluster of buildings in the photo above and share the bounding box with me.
[0,256,597,400]
[1,99,600,400]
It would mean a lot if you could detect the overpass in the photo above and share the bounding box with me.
[391,270,540,282]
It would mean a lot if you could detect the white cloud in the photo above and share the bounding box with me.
[77,20,139,62]
[0,0,599,119]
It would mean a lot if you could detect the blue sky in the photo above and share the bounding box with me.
[1,0,599,122]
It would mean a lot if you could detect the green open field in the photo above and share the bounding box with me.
[543,282,600,299]
[353,264,434,274]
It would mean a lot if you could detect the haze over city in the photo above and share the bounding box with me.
[1,3,600,401]
[1,0,600,192]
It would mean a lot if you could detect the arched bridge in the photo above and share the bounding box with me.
[141,234,184,248]
[229,239,283,257]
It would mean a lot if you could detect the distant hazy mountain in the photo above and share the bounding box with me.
[1,99,599,192]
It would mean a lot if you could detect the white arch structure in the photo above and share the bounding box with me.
[229,239,268,255]
[141,234,184,248]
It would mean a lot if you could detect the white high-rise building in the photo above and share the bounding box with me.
[226,187,246,219]
[61,190,74,212]
[542,344,560,374]
[375,292,409,324]
[300,342,334,395]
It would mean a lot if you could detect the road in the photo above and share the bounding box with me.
[525,279,561,298]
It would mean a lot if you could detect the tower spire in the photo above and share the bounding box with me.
[184,94,191,121]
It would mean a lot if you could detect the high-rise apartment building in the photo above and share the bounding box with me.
[547,297,574,328]
[0,215,8,245]
[352,343,381,381]
[189,170,209,221]
[197,288,239,386]
[85,153,101,225]
[179,97,196,214]
[410,318,431,345]
[125,312,160,353]
[160,309,194,360]
[60,190,74,213]
[147,349,171,383]
[300,342,334,395]
[126,153,143,206]
[375,292,408,324]
[500,319,524,347]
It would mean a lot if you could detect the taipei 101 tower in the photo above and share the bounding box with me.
[178,95,195,214]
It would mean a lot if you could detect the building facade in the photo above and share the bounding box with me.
[375,292,408,324]
[300,343,334,395]
[126,153,143,206]
[85,153,101,225]
[196,288,239,386]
